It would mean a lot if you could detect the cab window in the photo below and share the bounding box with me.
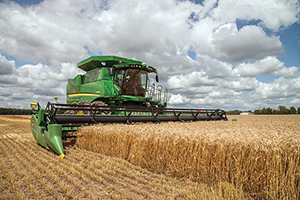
[115,69,148,96]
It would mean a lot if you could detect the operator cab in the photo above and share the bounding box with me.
[114,68,148,96]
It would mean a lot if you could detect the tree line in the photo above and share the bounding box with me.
[227,106,300,115]
[253,106,299,115]
[0,107,32,115]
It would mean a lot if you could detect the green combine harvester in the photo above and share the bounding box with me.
[30,56,227,158]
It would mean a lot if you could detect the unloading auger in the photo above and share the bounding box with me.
[30,56,227,158]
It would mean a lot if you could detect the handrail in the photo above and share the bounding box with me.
[164,89,168,106]
[145,83,168,105]
[156,85,162,102]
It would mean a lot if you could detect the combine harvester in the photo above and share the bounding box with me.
[30,56,227,158]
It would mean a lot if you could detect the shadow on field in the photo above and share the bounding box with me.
[63,138,77,148]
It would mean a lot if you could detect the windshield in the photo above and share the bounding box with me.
[115,69,148,96]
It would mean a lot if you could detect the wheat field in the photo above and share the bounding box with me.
[77,115,300,199]
[1,115,299,199]
[1,115,247,200]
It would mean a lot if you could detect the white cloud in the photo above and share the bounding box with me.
[213,0,300,31]
[0,0,299,110]
[235,56,284,77]
[169,93,188,105]
[252,77,300,99]
[0,54,15,75]
[0,0,91,63]
[0,53,81,107]
[221,77,260,91]
[212,24,284,62]
[234,56,300,79]
[16,62,81,83]
[274,66,300,78]
[200,55,235,78]
[168,71,216,89]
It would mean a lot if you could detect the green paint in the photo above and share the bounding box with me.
[67,55,167,108]
[31,109,64,157]
[44,124,64,156]
[31,55,170,157]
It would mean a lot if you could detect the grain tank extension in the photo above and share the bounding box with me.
[30,56,227,158]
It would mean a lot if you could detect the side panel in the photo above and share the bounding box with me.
[67,75,82,95]
[30,114,48,148]
[67,75,83,103]
[67,67,118,103]
[44,124,64,158]
[31,113,64,158]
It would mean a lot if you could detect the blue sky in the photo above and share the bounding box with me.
[278,23,300,67]
[0,0,299,110]
[9,0,43,6]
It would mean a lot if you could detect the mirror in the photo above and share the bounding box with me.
[156,75,159,82]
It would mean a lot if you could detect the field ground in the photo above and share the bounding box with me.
[1,115,299,199]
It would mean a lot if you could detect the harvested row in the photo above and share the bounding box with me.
[76,115,300,199]
[1,115,242,199]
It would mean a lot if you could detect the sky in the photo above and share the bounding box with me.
[0,0,299,111]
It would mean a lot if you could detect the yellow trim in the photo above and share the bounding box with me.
[31,102,38,105]
[77,110,84,115]
[68,93,99,97]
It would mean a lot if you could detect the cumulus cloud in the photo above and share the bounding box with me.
[0,54,15,75]
[221,77,260,91]
[0,0,299,110]
[0,53,81,107]
[0,0,92,63]
[235,56,284,77]
[16,62,81,84]
[200,55,235,78]
[168,71,216,89]
[169,93,188,105]
[274,66,300,78]
[212,24,284,63]
[213,0,300,31]
[253,77,300,99]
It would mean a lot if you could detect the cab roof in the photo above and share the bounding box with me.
[77,56,142,72]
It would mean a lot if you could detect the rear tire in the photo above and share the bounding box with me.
[64,101,111,115]
[91,101,111,115]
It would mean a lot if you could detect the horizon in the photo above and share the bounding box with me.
[0,0,299,110]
